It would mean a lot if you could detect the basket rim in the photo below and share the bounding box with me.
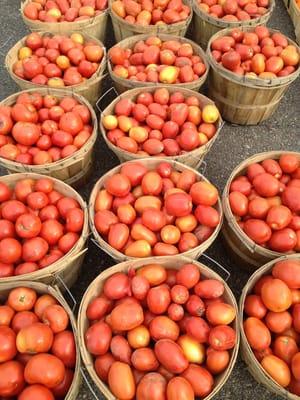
[78,255,240,400]
[88,157,223,261]
[0,172,89,283]
[206,26,300,88]
[192,0,275,27]
[99,85,223,163]
[0,279,81,399]
[239,253,300,399]
[5,30,107,90]
[20,0,109,26]
[0,87,98,171]
[222,150,300,258]
[107,33,209,88]
[109,0,193,28]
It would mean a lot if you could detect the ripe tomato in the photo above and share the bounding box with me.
[0,305,15,326]
[34,294,57,319]
[274,336,298,364]
[0,219,16,240]
[85,321,112,356]
[24,353,66,388]
[52,368,74,398]
[0,360,25,397]
[181,364,214,397]
[206,348,230,375]
[209,325,236,350]
[147,284,171,315]
[261,278,292,312]
[11,311,39,333]
[22,237,49,262]
[42,304,69,333]
[265,311,292,334]
[244,317,271,351]
[16,322,53,353]
[261,355,291,387]
[15,213,42,239]
[8,287,37,312]
[52,330,76,368]
[244,294,267,319]
[0,326,17,362]
[40,219,64,244]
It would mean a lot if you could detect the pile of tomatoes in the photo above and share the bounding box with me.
[85,262,237,399]
[93,161,221,257]
[111,0,190,25]
[0,92,93,165]
[197,0,270,21]
[243,257,300,394]
[0,177,84,278]
[102,88,220,156]
[0,286,76,399]
[23,0,108,22]
[210,26,300,78]
[229,153,300,252]
[109,36,206,84]
[13,32,104,87]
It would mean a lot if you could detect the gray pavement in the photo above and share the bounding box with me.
[0,0,299,398]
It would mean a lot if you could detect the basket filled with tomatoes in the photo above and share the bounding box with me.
[108,34,209,93]
[89,158,223,261]
[0,89,97,186]
[0,173,88,287]
[21,0,109,43]
[222,151,300,269]
[5,31,106,106]
[240,254,300,398]
[78,257,239,400]
[109,0,193,42]
[0,281,80,399]
[100,87,222,169]
[206,26,300,125]
[192,0,274,49]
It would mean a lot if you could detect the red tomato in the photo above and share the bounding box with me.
[85,321,112,355]
[244,295,267,319]
[15,213,42,239]
[209,325,236,350]
[244,317,271,351]
[52,368,74,398]
[22,237,49,262]
[42,304,69,333]
[52,330,76,368]
[11,311,39,333]
[24,353,66,388]
[147,284,171,315]
[181,364,214,397]
[8,287,37,312]
[0,360,25,397]
[0,326,17,362]
[16,322,53,354]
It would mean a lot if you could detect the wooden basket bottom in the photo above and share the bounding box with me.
[208,87,283,125]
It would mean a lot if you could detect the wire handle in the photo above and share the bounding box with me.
[201,253,230,282]
[55,274,77,312]
[81,368,99,400]
[199,160,207,175]
[96,86,118,113]
[91,237,102,250]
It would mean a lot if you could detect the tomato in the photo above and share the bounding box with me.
[8,287,37,312]
[0,237,22,263]
[110,335,132,364]
[108,361,136,399]
[243,219,272,244]
[147,284,171,314]
[34,294,57,319]
[282,186,300,213]
[190,181,218,206]
[136,372,167,400]
[42,304,69,333]
[155,339,188,374]
[176,263,200,289]
[253,275,274,295]
[269,228,297,252]
[131,348,159,372]
[194,279,224,299]
[137,264,167,286]
[293,304,300,333]
[131,276,150,301]
[206,348,230,374]
[248,197,270,219]
[142,209,166,232]
[206,302,236,325]
[52,368,74,398]
[11,311,39,333]
[128,325,150,349]
[103,272,130,300]
[185,317,210,343]
[244,294,267,319]
[0,182,12,202]
[186,295,205,317]
[266,205,292,230]
[12,122,41,146]
[261,355,291,387]
[0,361,25,397]
[108,223,130,250]
[105,173,131,198]
[279,154,300,174]
[95,353,115,382]
[86,295,113,320]
[274,336,298,364]
[229,191,249,216]
[195,205,220,227]
[15,213,42,239]
[65,207,84,232]
[24,353,65,388]
[165,192,193,217]
[244,317,271,351]
[52,330,76,368]
[177,335,205,364]
[110,300,144,331]
[261,278,292,312]
[292,353,300,380]
[141,172,163,196]
[170,285,189,304]
[22,237,49,262]
[0,305,15,326]
[265,311,292,334]
[94,210,118,235]
[181,364,213,397]
[168,303,184,321]
[166,376,194,400]
[0,326,17,362]
[150,316,179,341]
[0,219,15,240]
[16,322,53,354]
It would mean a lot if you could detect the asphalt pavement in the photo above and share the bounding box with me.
[0,0,299,398]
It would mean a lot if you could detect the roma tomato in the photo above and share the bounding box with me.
[155,339,188,374]
[42,304,69,333]
[108,361,136,400]
[24,353,66,388]
[147,284,171,314]
[136,372,167,400]
[51,330,76,368]
[209,325,236,350]
[244,317,271,351]
[181,364,213,397]
[261,355,291,387]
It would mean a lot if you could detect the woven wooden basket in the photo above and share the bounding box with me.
[20,0,109,42]
[108,33,209,93]
[0,88,97,187]
[206,27,300,125]
[89,157,223,262]
[109,0,193,42]
[78,256,240,400]
[5,31,107,107]
[192,0,274,49]
[0,173,89,288]
[99,86,223,169]
[222,151,300,270]
[0,280,81,399]
[290,0,300,44]
[239,253,300,399]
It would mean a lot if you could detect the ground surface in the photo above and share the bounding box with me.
[0,0,299,398]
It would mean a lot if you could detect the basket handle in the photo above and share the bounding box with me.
[53,274,77,312]
[81,367,100,400]
[200,253,230,282]
[96,86,119,113]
